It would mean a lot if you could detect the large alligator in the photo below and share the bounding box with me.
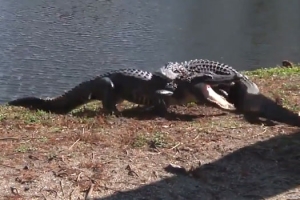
[160,59,300,126]
[8,68,241,116]
[158,60,248,110]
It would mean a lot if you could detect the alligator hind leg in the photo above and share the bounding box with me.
[99,77,121,116]
[191,83,236,111]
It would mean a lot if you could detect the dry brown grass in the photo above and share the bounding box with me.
[0,67,300,200]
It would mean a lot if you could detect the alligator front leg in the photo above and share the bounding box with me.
[99,77,121,116]
[138,90,173,116]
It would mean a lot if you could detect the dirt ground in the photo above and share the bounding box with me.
[0,73,300,200]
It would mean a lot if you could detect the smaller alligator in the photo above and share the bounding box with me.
[8,67,241,116]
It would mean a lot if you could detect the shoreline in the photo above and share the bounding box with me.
[0,65,299,199]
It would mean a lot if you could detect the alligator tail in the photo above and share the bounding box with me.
[8,78,103,114]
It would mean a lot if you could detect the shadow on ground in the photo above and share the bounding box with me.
[93,129,300,200]
[72,105,228,122]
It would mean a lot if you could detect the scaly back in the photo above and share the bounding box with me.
[161,59,259,93]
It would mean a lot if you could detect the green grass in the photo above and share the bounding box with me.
[244,65,300,78]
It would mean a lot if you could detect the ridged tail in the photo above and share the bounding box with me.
[8,78,100,114]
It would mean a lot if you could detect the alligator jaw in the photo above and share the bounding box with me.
[203,85,236,111]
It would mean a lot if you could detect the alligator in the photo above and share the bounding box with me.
[7,67,241,116]
[160,59,300,126]
[157,60,249,110]
[161,59,257,94]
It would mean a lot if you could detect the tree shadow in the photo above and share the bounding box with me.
[92,129,300,200]
[72,105,227,122]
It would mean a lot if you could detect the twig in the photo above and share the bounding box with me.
[91,152,95,162]
[193,133,200,140]
[76,172,83,181]
[0,137,20,141]
[60,180,64,197]
[85,183,95,200]
[43,189,58,198]
[41,192,48,200]
[69,138,80,150]
[0,163,17,169]
[69,186,78,200]
[170,142,181,150]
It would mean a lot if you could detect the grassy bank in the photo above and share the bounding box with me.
[0,66,300,200]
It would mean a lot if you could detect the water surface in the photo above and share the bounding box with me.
[0,0,299,102]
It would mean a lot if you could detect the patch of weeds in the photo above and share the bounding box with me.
[187,102,197,108]
[38,136,48,143]
[121,102,137,110]
[23,114,41,124]
[0,156,4,163]
[71,101,101,114]
[281,82,300,91]
[16,144,36,153]
[15,109,50,124]
[0,113,7,121]
[49,127,62,133]
[47,152,58,161]
[35,109,50,117]
[132,132,169,149]
[148,132,168,149]
[132,134,148,148]
[283,102,300,112]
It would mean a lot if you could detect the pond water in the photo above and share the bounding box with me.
[0,0,299,102]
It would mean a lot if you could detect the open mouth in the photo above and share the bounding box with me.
[203,84,236,111]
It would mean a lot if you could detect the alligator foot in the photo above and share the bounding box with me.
[99,77,122,116]
[154,91,171,117]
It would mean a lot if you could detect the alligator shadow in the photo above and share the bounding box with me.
[72,106,227,122]
[236,93,300,127]
[92,128,300,200]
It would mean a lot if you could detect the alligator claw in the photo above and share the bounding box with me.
[156,90,174,96]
